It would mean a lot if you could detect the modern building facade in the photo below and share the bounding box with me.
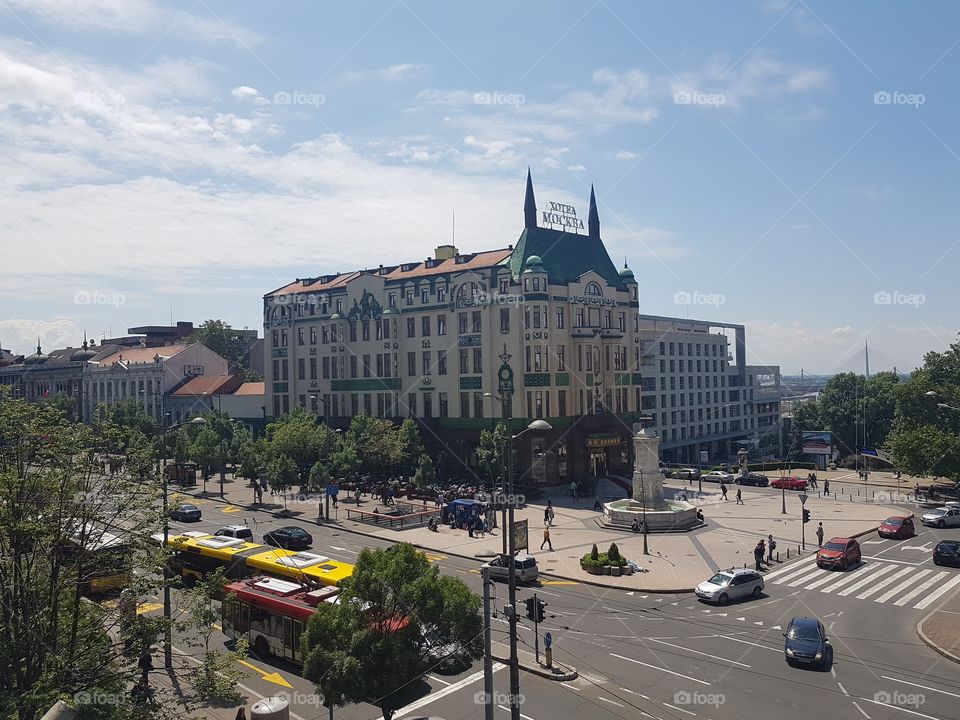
[264,172,647,484]
[635,315,782,464]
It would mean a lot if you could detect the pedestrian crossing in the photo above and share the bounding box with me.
[764,556,960,610]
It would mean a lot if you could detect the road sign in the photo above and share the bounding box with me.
[798,493,808,505]
[544,632,552,648]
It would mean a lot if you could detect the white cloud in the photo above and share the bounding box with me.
[2,0,258,44]
[231,85,261,100]
[0,318,83,357]
[615,150,637,161]
[380,63,425,80]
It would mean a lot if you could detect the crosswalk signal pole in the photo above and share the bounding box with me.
[482,566,494,720]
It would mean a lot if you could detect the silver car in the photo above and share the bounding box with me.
[921,502,960,528]
[482,553,540,583]
[695,568,764,604]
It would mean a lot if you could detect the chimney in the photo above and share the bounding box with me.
[434,244,458,260]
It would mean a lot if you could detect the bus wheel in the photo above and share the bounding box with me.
[254,635,271,658]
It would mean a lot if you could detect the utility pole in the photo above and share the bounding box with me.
[482,566,494,720]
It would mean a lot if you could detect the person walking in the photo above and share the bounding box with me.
[544,506,551,525]
[720,482,728,501]
[540,526,553,551]
[823,479,830,495]
[816,522,824,548]
[811,472,818,489]
[137,648,154,685]
[235,709,247,720]
[754,541,764,571]
[735,488,744,505]
[546,499,555,526]
[915,483,922,502]
[767,533,776,563]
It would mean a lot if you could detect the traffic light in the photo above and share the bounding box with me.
[524,597,536,621]
[535,598,547,623]
[802,508,811,524]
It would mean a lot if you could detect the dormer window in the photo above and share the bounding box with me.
[585,282,602,296]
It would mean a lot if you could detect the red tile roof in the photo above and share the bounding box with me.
[232,381,265,396]
[92,345,189,366]
[171,375,242,397]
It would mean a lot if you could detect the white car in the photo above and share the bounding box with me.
[695,568,764,604]
[702,471,734,483]
[481,553,539,583]
[921,502,960,528]
[214,525,254,541]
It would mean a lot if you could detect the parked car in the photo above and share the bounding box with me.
[673,467,700,480]
[169,503,202,522]
[784,616,832,669]
[817,537,861,570]
[736,473,770,487]
[702,471,734,483]
[263,526,313,550]
[921,502,960,529]
[878,516,915,539]
[933,540,960,568]
[214,525,254,541]
[482,553,539,583]
[771,476,808,491]
[694,568,764,604]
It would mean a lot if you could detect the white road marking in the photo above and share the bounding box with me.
[764,557,817,581]
[874,569,933,603]
[596,697,624,708]
[858,696,941,720]
[881,675,960,699]
[769,560,820,584]
[662,702,696,716]
[855,566,915,600]
[851,701,871,718]
[427,675,451,686]
[498,704,536,720]
[387,663,506,720]
[717,635,780,652]
[913,573,960,610]
[610,653,711,685]
[620,688,649,699]
[787,568,830,587]
[894,571,949,606]
[646,638,751,668]
[838,682,849,696]
[819,567,885,594]
[838,565,900,596]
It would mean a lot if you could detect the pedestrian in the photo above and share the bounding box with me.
[915,483,922,501]
[816,522,824,548]
[544,506,550,525]
[823,479,830,495]
[570,480,577,500]
[594,497,602,511]
[735,488,744,505]
[540,526,553,551]
[137,648,153,685]
[720,482,728,501]
[767,534,776,563]
[546,499,554,524]
[754,541,764,571]
[235,709,247,720]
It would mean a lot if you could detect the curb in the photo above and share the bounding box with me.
[917,611,960,665]
[491,655,577,681]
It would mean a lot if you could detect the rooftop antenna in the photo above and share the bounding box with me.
[865,340,870,379]
[452,210,455,246]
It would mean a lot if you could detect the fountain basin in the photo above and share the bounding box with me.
[603,498,700,531]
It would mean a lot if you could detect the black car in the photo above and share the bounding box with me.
[736,473,769,487]
[169,503,202,522]
[933,540,960,568]
[263,526,313,550]
[783,616,832,669]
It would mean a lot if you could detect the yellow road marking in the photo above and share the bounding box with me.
[424,553,447,562]
[238,659,293,688]
[137,602,163,615]
[222,505,242,513]
[542,580,580,586]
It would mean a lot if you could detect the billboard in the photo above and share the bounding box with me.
[801,431,833,456]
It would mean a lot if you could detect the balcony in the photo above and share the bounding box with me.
[571,325,602,338]
[600,327,625,339]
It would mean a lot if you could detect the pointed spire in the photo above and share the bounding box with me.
[588,183,600,238]
[36,336,41,354]
[523,167,537,229]
[83,330,88,351]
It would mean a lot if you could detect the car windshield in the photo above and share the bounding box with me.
[927,509,946,516]
[708,572,733,585]
[823,542,846,551]
[518,559,536,569]
[286,528,307,537]
[788,624,821,642]
[181,505,197,511]
[884,518,903,526]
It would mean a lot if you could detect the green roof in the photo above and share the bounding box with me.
[509,226,627,290]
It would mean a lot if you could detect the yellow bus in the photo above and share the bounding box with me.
[153,531,353,588]
[61,525,133,595]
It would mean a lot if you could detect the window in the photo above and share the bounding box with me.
[533,277,540,291]
[408,393,417,416]
[472,311,482,333]
[362,321,370,341]
[437,286,447,302]
[272,329,279,347]
[322,326,329,344]
[556,308,565,329]
[460,392,470,418]
[585,281,602,296]
[388,293,396,307]
[309,357,317,380]
[322,357,330,379]
[364,394,372,414]
[281,331,288,347]
[437,315,446,335]
[575,309,584,327]
[618,313,625,332]
[331,358,338,379]
[472,348,482,373]
[382,319,391,339]
[350,356,358,378]
[407,352,416,376]
[376,321,383,340]
[407,318,416,338]
[336,299,343,313]
[474,392,485,418]
[458,313,468,334]
[422,316,431,337]
[422,351,431,375]
[423,393,432,417]
[351,394,359,415]
[534,346,542,372]
[377,394,385,416]
[298,328,305,345]
[421,289,429,304]
[500,279,508,294]
[558,390,567,416]
[310,327,317,344]
[459,349,469,374]
[406,289,414,306]
[533,307,541,328]
[376,354,384,377]
[535,391,543,418]
[439,392,448,417]
[297,358,305,380]
[500,308,510,333]
[438,350,447,375]
[524,278,529,292]
[557,345,566,371]
[349,323,357,342]
[363,354,371,378]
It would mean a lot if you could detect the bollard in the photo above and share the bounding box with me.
[545,646,553,668]
[776,550,780,562]
[787,548,791,559]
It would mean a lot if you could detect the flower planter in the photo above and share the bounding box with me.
[610,566,622,576]
[580,562,605,575]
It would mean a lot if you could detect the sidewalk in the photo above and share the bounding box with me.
[917,591,960,664]
[178,476,909,593]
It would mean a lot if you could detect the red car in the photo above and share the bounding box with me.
[817,537,861,571]
[878,516,915,539]
[771,476,808,491]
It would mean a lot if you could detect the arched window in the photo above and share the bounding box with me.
[584,282,602,297]
[456,281,485,303]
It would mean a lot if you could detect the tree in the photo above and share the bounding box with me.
[302,543,483,720]
[475,422,507,488]
[187,319,261,380]
[413,454,436,487]
[190,426,222,486]
[267,453,298,500]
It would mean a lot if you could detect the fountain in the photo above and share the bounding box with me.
[602,428,701,531]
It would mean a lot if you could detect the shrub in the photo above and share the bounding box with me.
[581,552,609,568]
[608,543,621,562]
[590,544,599,561]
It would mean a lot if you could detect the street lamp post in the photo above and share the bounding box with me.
[638,468,649,555]
[159,415,206,670]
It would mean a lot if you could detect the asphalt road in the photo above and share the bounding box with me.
[149,490,960,720]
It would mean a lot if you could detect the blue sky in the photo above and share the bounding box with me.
[1,0,958,374]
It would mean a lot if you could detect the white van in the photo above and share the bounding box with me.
[482,553,540,583]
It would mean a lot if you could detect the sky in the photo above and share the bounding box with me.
[1,0,958,375]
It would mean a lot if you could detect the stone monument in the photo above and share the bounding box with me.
[633,428,664,507]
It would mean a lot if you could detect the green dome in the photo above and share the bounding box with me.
[619,263,635,280]
[522,254,546,274]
